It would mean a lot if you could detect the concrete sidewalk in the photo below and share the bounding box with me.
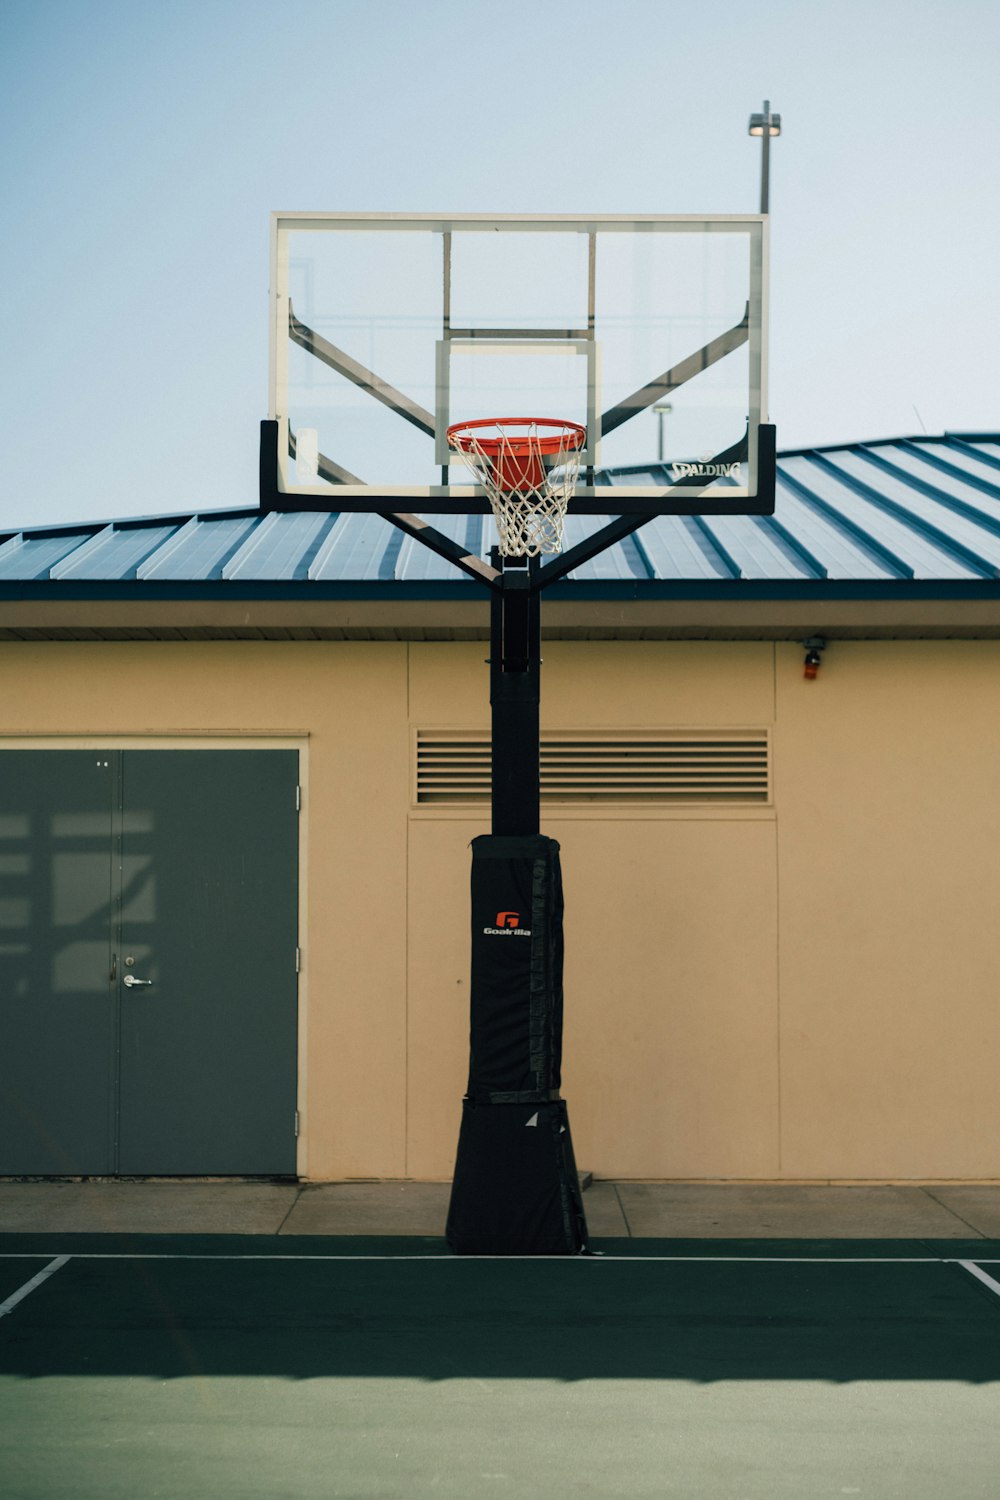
[3,1179,1000,1238]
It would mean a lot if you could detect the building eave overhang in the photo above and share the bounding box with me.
[6,583,1000,641]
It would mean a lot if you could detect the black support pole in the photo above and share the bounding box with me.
[446,548,588,1256]
[490,553,541,836]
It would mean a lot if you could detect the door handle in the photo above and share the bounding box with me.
[123,975,154,988]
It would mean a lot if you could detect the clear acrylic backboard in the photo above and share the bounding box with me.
[263,213,772,516]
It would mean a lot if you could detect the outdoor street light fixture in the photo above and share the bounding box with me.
[748,99,781,214]
[653,402,673,463]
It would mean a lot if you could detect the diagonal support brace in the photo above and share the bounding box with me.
[536,426,774,589]
[379,513,500,589]
[289,303,436,437]
[600,306,750,437]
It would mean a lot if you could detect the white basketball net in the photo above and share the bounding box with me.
[447,420,585,557]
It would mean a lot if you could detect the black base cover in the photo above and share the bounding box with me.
[446,834,588,1255]
[446,1098,587,1255]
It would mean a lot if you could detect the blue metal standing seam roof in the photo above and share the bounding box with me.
[3,433,1000,593]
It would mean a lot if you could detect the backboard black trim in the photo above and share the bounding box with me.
[259,421,777,518]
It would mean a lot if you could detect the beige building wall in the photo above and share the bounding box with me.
[775,639,1000,1180]
[2,634,999,1182]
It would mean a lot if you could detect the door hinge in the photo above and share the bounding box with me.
[295,946,301,973]
[294,1110,300,1137]
[295,785,301,811]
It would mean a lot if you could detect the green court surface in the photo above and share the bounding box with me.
[2,1236,999,1499]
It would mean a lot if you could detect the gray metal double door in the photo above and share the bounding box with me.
[0,750,299,1176]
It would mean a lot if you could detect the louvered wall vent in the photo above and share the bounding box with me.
[416,731,770,805]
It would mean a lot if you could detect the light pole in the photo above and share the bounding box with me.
[653,402,672,463]
[748,100,781,214]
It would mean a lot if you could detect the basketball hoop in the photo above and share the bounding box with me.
[447,418,586,557]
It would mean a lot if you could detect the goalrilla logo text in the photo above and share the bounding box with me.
[483,910,532,937]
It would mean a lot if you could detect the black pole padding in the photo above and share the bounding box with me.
[446,834,588,1256]
[466,835,564,1101]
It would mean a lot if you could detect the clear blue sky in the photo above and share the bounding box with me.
[1,0,997,529]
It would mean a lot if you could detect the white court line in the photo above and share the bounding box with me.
[958,1260,1000,1299]
[0,1256,70,1319]
[0,1252,961,1264]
